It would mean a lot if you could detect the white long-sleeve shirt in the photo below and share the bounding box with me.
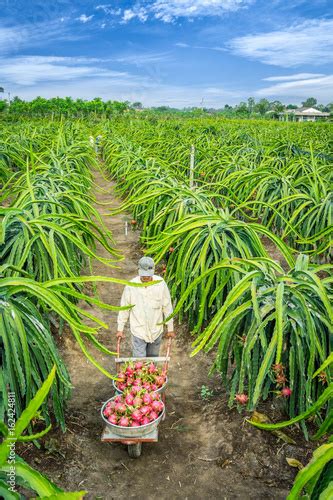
[117,275,174,343]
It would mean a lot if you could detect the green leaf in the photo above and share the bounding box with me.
[0,460,62,496]
[37,492,87,499]
[287,444,333,500]
[318,481,333,500]
[0,480,20,499]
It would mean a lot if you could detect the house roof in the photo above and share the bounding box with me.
[285,107,330,116]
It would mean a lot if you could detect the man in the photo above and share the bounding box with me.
[116,257,175,357]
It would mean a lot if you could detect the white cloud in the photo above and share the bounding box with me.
[0,53,241,106]
[151,0,253,22]
[0,20,86,57]
[115,52,170,65]
[229,18,333,67]
[77,14,94,23]
[257,74,333,102]
[122,7,148,23]
[263,73,325,82]
[0,56,127,86]
[0,26,26,54]
[119,1,253,24]
[9,77,240,107]
[122,9,137,22]
[176,41,227,51]
[12,51,325,107]
[96,5,122,15]
[6,54,332,106]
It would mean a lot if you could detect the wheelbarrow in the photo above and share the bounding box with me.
[101,337,172,458]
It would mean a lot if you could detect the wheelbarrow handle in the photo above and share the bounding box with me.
[163,337,173,374]
[117,337,121,357]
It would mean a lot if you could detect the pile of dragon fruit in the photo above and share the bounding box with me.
[103,390,164,427]
[115,361,167,393]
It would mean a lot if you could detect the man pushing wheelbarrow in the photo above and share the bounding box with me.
[101,257,175,457]
[116,256,176,354]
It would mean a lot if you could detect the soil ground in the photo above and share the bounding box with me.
[22,168,314,500]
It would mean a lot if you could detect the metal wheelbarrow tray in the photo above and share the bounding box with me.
[101,395,165,458]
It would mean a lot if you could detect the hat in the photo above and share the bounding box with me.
[138,256,155,277]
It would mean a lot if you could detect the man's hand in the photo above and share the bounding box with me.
[116,331,124,339]
[166,331,176,339]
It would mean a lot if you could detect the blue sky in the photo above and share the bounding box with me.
[0,0,332,107]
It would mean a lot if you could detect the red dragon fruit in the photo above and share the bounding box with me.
[143,393,153,405]
[108,414,118,425]
[151,392,160,401]
[155,375,165,387]
[131,386,141,395]
[133,396,143,407]
[148,362,157,374]
[125,366,134,377]
[115,403,126,414]
[131,409,142,421]
[119,416,130,427]
[149,411,158,421]
[141,416,150,426]
[235,393,249,405]
[281,387,292,398]
[140,406,150,416]
[125,394,134,406]
[151,400,164,412]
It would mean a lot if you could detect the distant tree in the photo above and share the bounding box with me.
[286,104,298,109]
[132,102,143,110]
[105,100,128,114]
[254,98,270,115]
[91,97,104,113]
[153,106,171,112]
[9,96,27,114]
[326,102,333,112]
[247,97,255,113]
[270,100,285,112]
[301,97,317,107]
[0,100,7,112]
[6,96,129,116]
[235,102,249,115]
[188,107,205,117]
[31,96,49,115]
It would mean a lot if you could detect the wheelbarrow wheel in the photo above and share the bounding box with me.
[128,442,142,458]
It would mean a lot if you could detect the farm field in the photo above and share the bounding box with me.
[0,116,332,499]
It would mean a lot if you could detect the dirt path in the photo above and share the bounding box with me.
[25,168,311,499]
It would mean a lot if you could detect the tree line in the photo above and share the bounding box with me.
[0,95,332,118]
